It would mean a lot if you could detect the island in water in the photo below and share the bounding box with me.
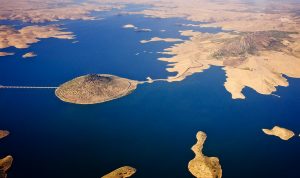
[22,52,37,58]
[101,166,136,178]
[0,130,12,178]
[0,156,13,178]
[188,131,222,178]
[0,130,9,139]
[262,126,295,141]
[55,74,138,104]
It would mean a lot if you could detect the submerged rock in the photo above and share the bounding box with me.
[188,131,222,178]
[55,74,138,104]
[262,126,295,140]
[101,166,136,178]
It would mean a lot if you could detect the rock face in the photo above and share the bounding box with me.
[0,131,9,139]
[262,126,295,140]
[101,166,136,178]
[188,131,222,178]
[0,156,13,178]
[55,74,138,104]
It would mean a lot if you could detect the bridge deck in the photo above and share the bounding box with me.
[0,85,57,89]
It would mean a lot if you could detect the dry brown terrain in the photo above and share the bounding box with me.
[0,0,123,23]
[188,131,222,178]
[55,74,138,104]
[0,0,124,57]
[0,156,13,178]
[0,52,14,57]
[0,25,74,57]
[0,131,9,139]
[1,0,300,98]
[0,130,12,178]
[22,52,37,58]
[121,0,300,32]
[101,166,136,178]
[141,37,183,44]
[154,30,300,99]
[116,0,300,99]
[262,126,295,140]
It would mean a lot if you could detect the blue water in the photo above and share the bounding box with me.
[0,12,300,178]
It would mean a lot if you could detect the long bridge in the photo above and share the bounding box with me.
[0,85,57,89]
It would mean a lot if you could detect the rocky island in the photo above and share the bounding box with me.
[101,166,136,178]
[55,74,138,104]
[262,126,295,140]
[0,130,9,139]
[140,37,183,43]
[22,52,37,58]
[188,131,222,178]
[0,156,13,178]
[0,130,12,178]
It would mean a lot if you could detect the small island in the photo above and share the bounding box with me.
[0,155,13,178]
[22,52,37,58]
[262,126,295,140]
[101,166,136,178]
[0,130,12,178]
[55,74,138,104]
[188,131,222,178]
[122,24,136,29]
[0,130,9,139]
[140,37,183,43]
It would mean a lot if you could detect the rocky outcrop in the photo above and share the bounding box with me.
[0,130,12,178]
[188,131,222,178]
[101,166,136,178]
[0,131,9,140]
[56,74,138,104]
[262,126,295,140]
[0,156,13,178]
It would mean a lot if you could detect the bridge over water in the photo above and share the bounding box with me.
[0,85,57,89]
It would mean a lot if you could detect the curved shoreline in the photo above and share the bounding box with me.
[56,80,136,105]
[55,74,138,105]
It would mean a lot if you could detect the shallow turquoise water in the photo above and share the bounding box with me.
[0,11,300,178]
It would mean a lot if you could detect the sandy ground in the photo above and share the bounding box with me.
[262,126,295,140]
[101,166,136,178]
[188,131,222,178]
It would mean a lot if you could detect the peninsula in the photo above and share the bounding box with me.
[140,37,183,43]
[0,25,74,57]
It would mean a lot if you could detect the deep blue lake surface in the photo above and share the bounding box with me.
[0,11,300,178]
